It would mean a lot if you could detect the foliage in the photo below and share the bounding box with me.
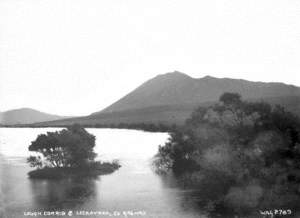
[27,124,96,168]
[27,155,43,169]
[156,92,300,213]
[156,129,200,174]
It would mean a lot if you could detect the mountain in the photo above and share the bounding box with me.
[0,108,70,125]
[36,72,300,126]
[96,71,300,114]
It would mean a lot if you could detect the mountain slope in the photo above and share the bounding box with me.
[0,108,70,125]
[37,72,300,127]
[95,71,300,114]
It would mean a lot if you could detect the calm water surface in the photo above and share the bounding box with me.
[0,128,207,218]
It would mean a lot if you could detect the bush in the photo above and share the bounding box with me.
[27,124,121,179]
[28,124,96,168]
[155,92,300,214]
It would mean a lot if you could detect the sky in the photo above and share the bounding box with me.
[0,0,300,116]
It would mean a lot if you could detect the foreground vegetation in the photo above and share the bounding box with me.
[27,124,120,179]
[155,92,300,215]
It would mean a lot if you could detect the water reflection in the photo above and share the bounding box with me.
[156,173,207,216]
[29,178,97,210]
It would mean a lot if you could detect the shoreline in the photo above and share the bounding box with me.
[0,123,177,133]
[28,162,121,179]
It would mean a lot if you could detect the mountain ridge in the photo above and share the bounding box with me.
[0,108,71,125]
[95,71,300,114]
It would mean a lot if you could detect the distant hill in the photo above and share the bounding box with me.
[0,108,70,125]
[36,72,300,127]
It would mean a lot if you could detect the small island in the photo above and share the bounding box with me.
[27,124,120,179]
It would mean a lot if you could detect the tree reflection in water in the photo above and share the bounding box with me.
[29,177,97,210]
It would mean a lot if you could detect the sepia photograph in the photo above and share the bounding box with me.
[0,0,300,217]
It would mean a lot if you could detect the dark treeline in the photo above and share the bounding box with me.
[155,92,300,216]
[0,122,178,133]
[90,123,178,132]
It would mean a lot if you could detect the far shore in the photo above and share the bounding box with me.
[0,123,177,133]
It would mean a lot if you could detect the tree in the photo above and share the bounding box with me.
[156,92,300,212]
[219,92,241,105]
[28,124,96,168]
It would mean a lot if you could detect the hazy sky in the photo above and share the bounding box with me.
[0,0,300,116]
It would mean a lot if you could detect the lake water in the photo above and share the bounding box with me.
[0,128,207,218]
